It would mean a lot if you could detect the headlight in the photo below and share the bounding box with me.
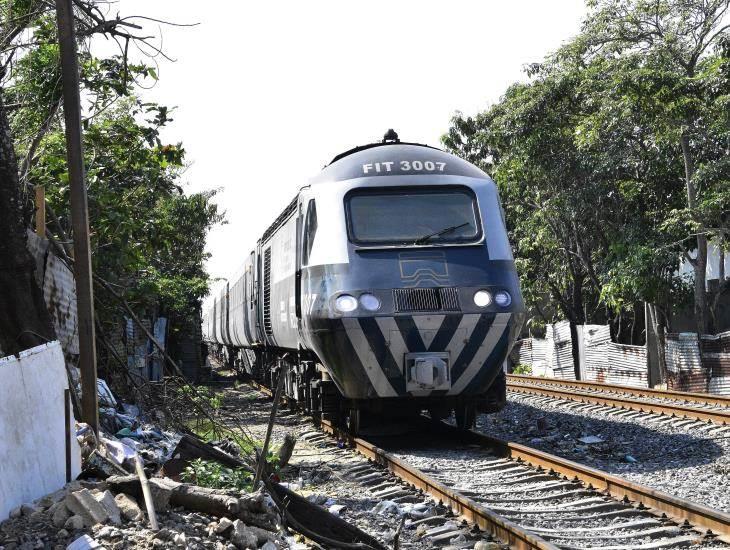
[494,290,512,307]
[359,293,381,311]
[335,294,358,312]
[473,290,492,307]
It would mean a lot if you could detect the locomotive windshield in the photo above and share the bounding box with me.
[346,186,481,246]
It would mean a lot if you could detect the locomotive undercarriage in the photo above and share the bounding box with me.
[208,342,506,433]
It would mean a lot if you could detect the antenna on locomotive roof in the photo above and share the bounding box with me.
[382,129,400,143]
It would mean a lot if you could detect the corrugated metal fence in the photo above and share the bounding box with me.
[27,231,79,355]
[666,331,730,394]
[513,324,730,395]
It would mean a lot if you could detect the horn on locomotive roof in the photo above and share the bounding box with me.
[382,129,400,143]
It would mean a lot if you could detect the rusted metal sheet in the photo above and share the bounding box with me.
[43,252,79,355]
[701,331,730,395]
[26,231,79,356]
[665,332,730,395]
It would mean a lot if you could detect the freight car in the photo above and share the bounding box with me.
[202,131,524,431]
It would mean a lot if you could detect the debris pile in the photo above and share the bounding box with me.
[1,377,383,550]
[0,478,301,549]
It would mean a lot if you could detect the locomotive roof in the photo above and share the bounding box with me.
[310,141,488,185]
[260,139,490,244]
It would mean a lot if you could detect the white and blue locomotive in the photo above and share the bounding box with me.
[202,131,524,430]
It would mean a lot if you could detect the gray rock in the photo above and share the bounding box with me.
[9,506,22,519]
[259,543,276,550]
[28,510,46,524]
[64,515,85,531]
[216,517,234,535]
[230,520,257,549]
[21,503,40,516]
[114,493,143,522]
[96,526,119,539]
[51,502,72,528]
[473,542,501,550]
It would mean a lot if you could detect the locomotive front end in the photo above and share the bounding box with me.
[298,137,524,423]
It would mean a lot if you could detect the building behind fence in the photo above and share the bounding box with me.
[512,320,730,395]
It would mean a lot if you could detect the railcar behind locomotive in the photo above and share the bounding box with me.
[202,131,524,430]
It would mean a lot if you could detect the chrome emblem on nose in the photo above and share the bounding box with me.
[398,251,449,287]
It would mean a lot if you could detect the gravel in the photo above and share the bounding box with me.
[474,391,730,512]
[229,382,504,549]
[383,440,729,550]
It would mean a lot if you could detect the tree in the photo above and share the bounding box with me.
[574,0,730,332]
[444,0,729,339]
[1,2,220,357]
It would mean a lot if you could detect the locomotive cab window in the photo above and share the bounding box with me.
[302,199,317,265]
[346,186,481,246]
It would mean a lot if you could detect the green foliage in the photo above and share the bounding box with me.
[4,9,224,330]
[513,364,532,375]
[177,385,223,410]
[444,0,729,336]
[181,459,253,492]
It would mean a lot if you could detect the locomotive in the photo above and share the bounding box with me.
[202,131,524,431]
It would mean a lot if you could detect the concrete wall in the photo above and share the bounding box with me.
[0,342,81,519]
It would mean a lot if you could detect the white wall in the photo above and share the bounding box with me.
[0,342,81,519]
[679,238,730,287]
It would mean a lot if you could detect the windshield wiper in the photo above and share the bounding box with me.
[414,222,470,245]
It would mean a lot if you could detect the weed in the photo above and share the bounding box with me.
[513,363,532,375]
[182,458,253,492]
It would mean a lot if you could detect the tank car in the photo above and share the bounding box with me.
[203,131,524,430]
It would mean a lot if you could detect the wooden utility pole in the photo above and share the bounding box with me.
[35,185,46,237]
[55,0,99,435]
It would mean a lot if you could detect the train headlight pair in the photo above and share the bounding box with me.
[473,289,511,308]
[335,293,381,313]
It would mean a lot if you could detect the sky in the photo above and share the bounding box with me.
[104,0,587,291]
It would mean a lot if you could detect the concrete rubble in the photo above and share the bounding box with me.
[0,479,298,549]
[1,377,399,550]
[0,381,293,550]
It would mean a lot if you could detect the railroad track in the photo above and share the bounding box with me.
[319,418,730,549]
[246,376,730,548]
[507,374,730,427]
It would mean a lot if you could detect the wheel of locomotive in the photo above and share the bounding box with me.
[345,408,360,435]
[454,403,476,430]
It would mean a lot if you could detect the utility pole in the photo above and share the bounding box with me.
[55,0,99,435]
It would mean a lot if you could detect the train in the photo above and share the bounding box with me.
[202,130,524,431]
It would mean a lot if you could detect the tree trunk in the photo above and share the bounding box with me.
[107,475,280,532]
[569,268,586,380]
[680,131,709,334]
[0,89,56,356]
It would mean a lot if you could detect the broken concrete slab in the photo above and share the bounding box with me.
[65,489,110,526]
[94,490,122,526]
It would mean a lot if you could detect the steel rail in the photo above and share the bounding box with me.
[319,419,558,550]
[458,427,730,544]
[508,379,730,425]
[508,374,730,408]
[247,377,730,546]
